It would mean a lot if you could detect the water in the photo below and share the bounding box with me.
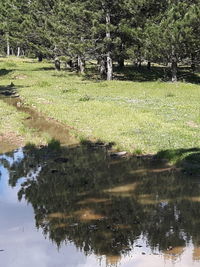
[0,144,200,267]
[4,96,76,147]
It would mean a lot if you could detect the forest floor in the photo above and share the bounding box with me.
[0,57,200,164]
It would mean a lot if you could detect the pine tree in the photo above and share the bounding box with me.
[144,0,200,81]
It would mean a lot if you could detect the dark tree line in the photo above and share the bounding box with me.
[0,0,200,81]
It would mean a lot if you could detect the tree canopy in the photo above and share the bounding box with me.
[0,0,199,81]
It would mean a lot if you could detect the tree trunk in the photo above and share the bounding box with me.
[107,52,113,81]
[171,47,177,82]
[147,61,151,70]
[38,54,43,62]
[17,47,20,57]
[54,57,61,71]
[78,56,85,74]
[191,53,195,72]
[118,58,124,68]
[6,33,10,56]
[106,10,113,81]
[66,59,73,69]
[99,57,106,78]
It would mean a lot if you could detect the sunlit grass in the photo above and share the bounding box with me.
[1,57,200,154]
[0,100,47,147]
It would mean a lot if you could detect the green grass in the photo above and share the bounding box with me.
[0,99,48,147]
[0,57,200,155]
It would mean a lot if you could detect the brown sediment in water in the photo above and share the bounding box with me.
[164,246,185,261]
[77,198,110,205]
[74,208,105,221]
[103,182,140,194]
[106,255,122,266]
[193,247,200,261]
[52,223,69,230]
[130,167,181,176]
[47,212,72,220]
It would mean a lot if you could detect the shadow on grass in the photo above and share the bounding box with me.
[114,65,170,82]
[83,65,200,84]
[114,65,200,84]
[0,69,13,76]
[0,84,18,97]
[178,67,200,84]
[1,138,200,263]
[34,66,55,71]
[156,147,200,174]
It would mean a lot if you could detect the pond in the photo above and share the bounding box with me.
[0,143,200,267]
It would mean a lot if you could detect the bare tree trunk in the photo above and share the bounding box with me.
[171,60,177,82]
[78,56,85,74]
[99,57,106,78]
[54,57,61,71]
[147,61,151,70]
[38,54,43,62]
[107,53,113,81]
[17,47,20,57]
[106,10,113,81]
[118,58,124,68]
[6,33,10,56]
[171,47,177,82]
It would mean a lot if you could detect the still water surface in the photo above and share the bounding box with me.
[0,144,200,267]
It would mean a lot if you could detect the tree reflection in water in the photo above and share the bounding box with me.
[1,141,200,265]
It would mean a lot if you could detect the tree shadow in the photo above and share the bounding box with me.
[0,69,13,76]
[114,65,170,82]
[81,64,200,84]
[34,66,55,71]
[0,84,18,97]
[114,65,200,84]
[178,67,200,84]
[156,147,200,175]
[1,140,200,264]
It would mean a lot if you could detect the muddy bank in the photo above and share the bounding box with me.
[0,132,24,153]
[0,93,77,153]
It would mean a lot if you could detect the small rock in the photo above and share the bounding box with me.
[110,151,127,158]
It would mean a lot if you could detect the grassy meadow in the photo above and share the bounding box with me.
[0,57,200,157]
